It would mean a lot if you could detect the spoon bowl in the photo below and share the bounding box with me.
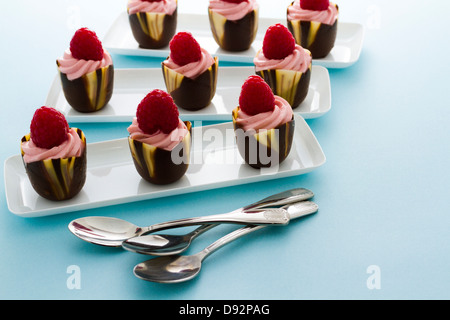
[123,224,216,255]
[68,216,143,247]
[134,254,202,283]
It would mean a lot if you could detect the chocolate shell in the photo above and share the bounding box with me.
[287,2,338,58]
[232,108,295,169]
[21,128,87,201]
[208,8,258,51]
[58,62,114,113]
[128,121,192,185]
[256,61,311,109]
[162,57,218,111]
[128,7,177,49]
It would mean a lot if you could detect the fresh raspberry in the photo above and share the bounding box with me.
[30,106,70,149]
[70,27,104,61]
[169,32,202,66]
[136,90,180,134]
[222,0,248,3]
[239,76,275,116]
[142,0,164,2]
[262,23,296,60]
[300,0,330,11]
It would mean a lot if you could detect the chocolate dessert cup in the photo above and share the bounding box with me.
[256,61,311,109]
[128,7,177,49]
[128,121,192,184]
[162,57,218,111]
[287,2,338,58]
[232,108,295,169]
[58,61,114,113]
[21,128,87,201]
[208,8,258,51]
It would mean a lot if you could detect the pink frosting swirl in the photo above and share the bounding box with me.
[254,44,312,73]
[287,1,338,25]
[22,128,85,163]
[163,48,215,79]
[235,96,293,132]
[209,0,258,21]
[127,0,177,15]
[128,118,189,151]
[57,49,113,81]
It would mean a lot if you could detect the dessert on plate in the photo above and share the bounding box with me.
[208,0,259,51]
[162,32,218,111]
[232,75,295,168]
[127,0,178,49]
[254,23,312,109]
[57,27,114,113]
[127,89,192,184]
[20,106,87,201]
[287,0,339,58]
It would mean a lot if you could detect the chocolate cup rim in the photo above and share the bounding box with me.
[21,128,87,163]
[128,121,192,151]
[127,6,177,17]
[232,107,295,132]
[287,1,339,25]
[207,6,258,22]
[56,60,114,80]
[161,56,218,80]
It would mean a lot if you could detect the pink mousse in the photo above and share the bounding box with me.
[127,0,177,15]
[209,0,258,21]
[288,0,338,25]
[163,47,215,79]
[22,128,85,163]
[128,118,189,151]
[57,49,113,81]
[254,44,312,73]
[236,96,293,132]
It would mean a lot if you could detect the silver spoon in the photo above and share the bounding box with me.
[122,188,315,255]
[68,188,313,247]
[133,201,319,283]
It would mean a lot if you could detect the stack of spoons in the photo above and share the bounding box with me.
[68,187,318,283]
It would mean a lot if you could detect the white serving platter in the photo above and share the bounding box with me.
[48,65,330,123]
[4,115,325,217]
[103,12,364,68]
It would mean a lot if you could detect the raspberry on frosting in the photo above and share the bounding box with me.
[300,0,330,11]
[70,27,104,61]
[30,106,70,149]
[239,75,275,116]
[262,23,296,60]
[136,89,180,134]
[169,32,202,66]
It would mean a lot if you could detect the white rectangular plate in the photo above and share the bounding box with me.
[4,115,325,217]
[48,65,330,123]
[103,12,364,68]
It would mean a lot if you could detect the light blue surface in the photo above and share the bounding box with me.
[1,0,449,300]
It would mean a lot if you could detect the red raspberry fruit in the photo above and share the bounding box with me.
[70,27,104,61]
[169,32,202,66]
[30,106,70,149]
[262,23,296,60]
[142,0,164,2]
[136,89,180,134]
[239,75,275,116]
[300,0,330,11]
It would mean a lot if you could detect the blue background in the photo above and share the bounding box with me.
[1,0,449,299]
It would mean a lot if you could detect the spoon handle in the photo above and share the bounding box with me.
[197,200,319,261]
[242,188,314,210]
[142,207,290,234]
